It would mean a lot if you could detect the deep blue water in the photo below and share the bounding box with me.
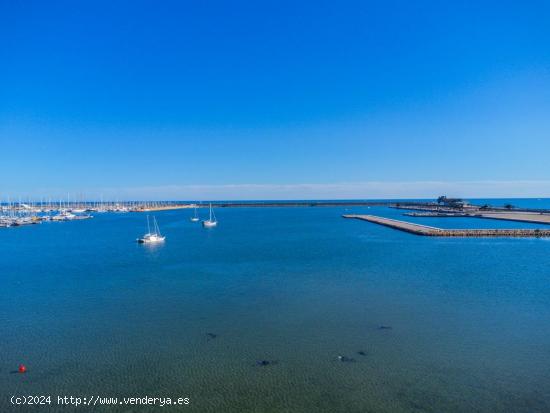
[2,204,550,412]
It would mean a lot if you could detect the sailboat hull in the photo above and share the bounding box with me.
[137,216,165,243]
[137,234,166,243]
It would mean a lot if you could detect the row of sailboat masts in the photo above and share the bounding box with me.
[0,198,196,213]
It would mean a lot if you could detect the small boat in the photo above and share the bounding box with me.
[190,206,200,222]
[137,215,165,243]
[202,203,217,228]
[52,211,76,221]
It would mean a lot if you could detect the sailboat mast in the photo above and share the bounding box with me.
[155,217,161,236]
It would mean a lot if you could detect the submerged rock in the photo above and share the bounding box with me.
[255,360,278,366]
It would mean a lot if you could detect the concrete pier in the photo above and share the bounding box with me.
[343,214,550,238]
[403,211,550,225]
[476,212,550,225]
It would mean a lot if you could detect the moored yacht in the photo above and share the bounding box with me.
[137,215,165,243]
[202,203,217,228]
[52,211,76,221]
[190,206,200,222]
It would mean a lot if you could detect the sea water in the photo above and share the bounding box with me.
[1,204,550,412]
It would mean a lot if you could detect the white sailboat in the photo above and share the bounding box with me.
[52,211,77,221]
[137,215,166,243]
[202,203,217,228]
[190,206,200,222]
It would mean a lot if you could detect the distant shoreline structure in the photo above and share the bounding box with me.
[2,196,550,213]
[3,196,550,230]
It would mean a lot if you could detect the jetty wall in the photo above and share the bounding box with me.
[343,214,550,238]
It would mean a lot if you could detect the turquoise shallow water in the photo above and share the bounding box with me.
[2,205,550,412]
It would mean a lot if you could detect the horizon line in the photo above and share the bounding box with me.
[5,180,550,201]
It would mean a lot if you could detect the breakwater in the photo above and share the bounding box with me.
[211,201,396,208]
[343,214,550,238]
[403,211,550,225]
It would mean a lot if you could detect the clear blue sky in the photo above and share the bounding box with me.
[1,0,550,200]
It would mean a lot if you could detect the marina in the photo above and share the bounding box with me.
[0,199,402,229]
[5,196,550,231]
[0,200,191,228]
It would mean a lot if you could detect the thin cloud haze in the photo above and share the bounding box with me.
[13,181,550,201]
